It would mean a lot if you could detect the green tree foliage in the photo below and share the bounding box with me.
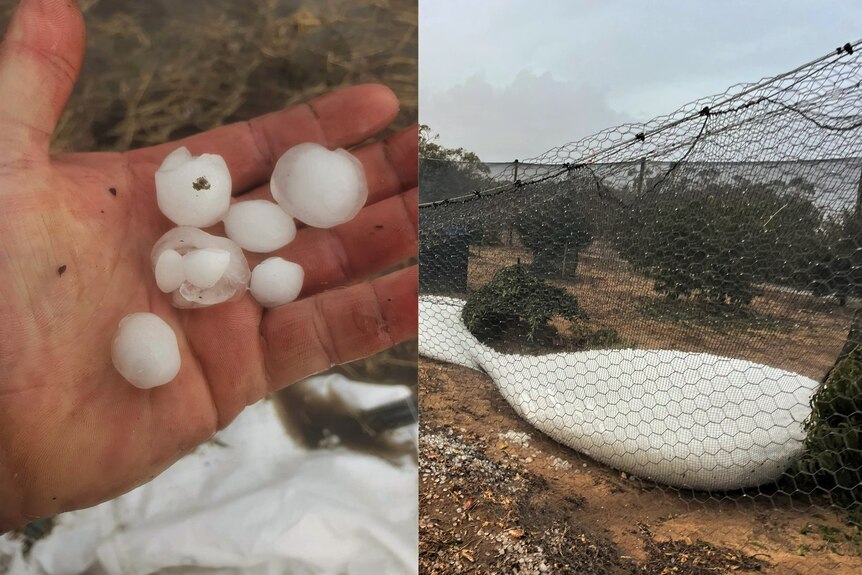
[462,264,586,344]
[419,125,502,245]
[810,210,862,305]
[418,125,494,203]
[786,346,862,515]
[515,179,596,279]
[616,173,822,306]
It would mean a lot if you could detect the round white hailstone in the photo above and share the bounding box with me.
[223,200,297,253]
[151,227,250,309]
[154,249,185,293]
[270,142,368,229]
[155,146,232,228]
[250,257,304,308]
[111,313,181,389]
[183,248,231,289]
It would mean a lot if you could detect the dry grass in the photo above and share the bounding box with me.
[0,0,417,152]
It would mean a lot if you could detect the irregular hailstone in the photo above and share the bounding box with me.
[249,257,304,308]
[223,200,297,253]
[155,146,232,227]
[270,142,368,229]
[183,248,231,289]
[151,227,250,309]
[112,312,181,389]
[154,249,184,293]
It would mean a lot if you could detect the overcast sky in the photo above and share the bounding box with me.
[420,0,862,162]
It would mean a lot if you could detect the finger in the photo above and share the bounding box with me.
[0,0,85,155]
[251,187,418,295]
[130,84,400,194]
[262,265,418,389]
[181,297,267,429]
[238,123,418,210]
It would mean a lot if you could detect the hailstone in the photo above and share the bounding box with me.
[224,200,297,253]
[151,227,250,309]
[183,248,231,289]
[155,146,232,227]
[249,257,304,308]
[270,142,368,228]
[111,312,181,389]
[154,249,184,293]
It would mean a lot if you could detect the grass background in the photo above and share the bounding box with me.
[2,0,417,151]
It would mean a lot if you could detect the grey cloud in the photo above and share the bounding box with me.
[422,69,633,162]
[420,0,862,161]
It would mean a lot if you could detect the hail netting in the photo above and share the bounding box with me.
[419,41,862,514]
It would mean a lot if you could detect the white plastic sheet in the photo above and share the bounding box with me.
[0,374,417,575]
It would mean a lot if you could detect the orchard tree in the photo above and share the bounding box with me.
[515,178,596,279]
[810,209,862,305]
[617,172,822,306]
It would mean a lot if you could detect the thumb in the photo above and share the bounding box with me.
[0,0,84,157]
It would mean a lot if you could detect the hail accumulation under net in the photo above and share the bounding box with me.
[419,41,862,517]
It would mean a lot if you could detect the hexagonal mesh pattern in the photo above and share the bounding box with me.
[419,41,862,523]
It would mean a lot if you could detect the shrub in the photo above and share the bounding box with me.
[568,325,631,350]
[462,265,586,343]
[786,346,862,515]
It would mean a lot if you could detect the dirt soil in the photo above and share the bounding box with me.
[419,359,862,575]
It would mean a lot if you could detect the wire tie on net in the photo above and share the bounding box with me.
[635,132,646,142]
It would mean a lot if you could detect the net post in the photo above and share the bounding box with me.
[507,160,520,246]
[636,157,646,196]
[856,165,862,216]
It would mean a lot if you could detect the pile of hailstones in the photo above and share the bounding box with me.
[111,143,367,390]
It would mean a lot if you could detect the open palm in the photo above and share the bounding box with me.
[0,0,417,531]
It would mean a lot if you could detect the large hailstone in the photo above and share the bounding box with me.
[270,142,368,229]
[224,200,297,253]
[112,313,181,389]
[250,257,304,308]
[156,147,232,227]
[183,248,232,289]
[151,227,250,308]
[154,249,184,293]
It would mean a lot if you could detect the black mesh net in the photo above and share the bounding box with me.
[419,41,862,572]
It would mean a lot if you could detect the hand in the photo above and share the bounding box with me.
[0,0,417,531]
